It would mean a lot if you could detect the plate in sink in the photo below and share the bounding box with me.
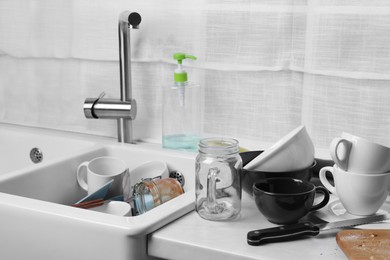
[76,180,114,204]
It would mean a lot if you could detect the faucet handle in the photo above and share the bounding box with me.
[97,91,106,100]
[83,96,137,120]
[83,92,106,119]
[91,92,106,118]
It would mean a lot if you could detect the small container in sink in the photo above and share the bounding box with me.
[133,177,184,215]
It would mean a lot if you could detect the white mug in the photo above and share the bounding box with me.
[330,132,390,173]
[122,160,169,201]
[76,156,128,198]
[319,165,390,216]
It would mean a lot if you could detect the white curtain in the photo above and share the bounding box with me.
[1,0,390,153]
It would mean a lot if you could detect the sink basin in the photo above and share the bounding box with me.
[0,123,96,174]
[0,128,196,260]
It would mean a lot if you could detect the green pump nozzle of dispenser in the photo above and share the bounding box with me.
[173,53,197,107]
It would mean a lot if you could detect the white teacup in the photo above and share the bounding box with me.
[319,165,390,216]
[330,132,390,173]
[122,160,169,201]
[76,156,128,198]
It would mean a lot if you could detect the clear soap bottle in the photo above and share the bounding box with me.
[162,53,201,152]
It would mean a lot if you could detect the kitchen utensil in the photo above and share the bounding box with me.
[336,229,390,259]
[244,125,314,172]
[72,198,105,209]
[320,165,390,216]
[247,214,390,245]
[252,177,329,224]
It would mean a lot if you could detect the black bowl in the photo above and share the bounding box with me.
[239,150,334,194]
[240,150,264,167]
[241,160,317,195]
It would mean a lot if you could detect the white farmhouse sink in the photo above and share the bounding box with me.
[0,123,96,174]
[0,125,196,260]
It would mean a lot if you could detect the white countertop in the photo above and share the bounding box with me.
[148,192,390,260]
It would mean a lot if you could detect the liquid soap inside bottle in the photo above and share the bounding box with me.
[162,53,201,152]
[162,82,200,151]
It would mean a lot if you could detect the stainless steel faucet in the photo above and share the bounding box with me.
[83,11,141,144]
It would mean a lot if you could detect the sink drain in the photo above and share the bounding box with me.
[30,148,43,164]
[169,171,185,187]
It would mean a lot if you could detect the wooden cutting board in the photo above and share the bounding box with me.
[336,229,390,260]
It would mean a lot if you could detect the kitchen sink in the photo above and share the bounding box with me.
[0,123,96,174]
[0,125,196,260]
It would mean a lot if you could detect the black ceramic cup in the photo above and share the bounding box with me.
[253,177,330,224]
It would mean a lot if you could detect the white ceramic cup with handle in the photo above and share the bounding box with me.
[330,132,390,174]
[76,156,128,198]
[319,165,390,216]
[122,160,169,202]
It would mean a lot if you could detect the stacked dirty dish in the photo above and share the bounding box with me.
[320,133,390,216]
[243,126,331,224]
[242,125,316,194]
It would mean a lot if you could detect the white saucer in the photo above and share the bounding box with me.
[312,197,390,229]
[327,200,390,219]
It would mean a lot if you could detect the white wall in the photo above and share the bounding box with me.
[2,0,390,152]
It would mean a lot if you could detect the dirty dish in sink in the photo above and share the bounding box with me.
[122,160,169,201]
[89,201,132,216]
[76,179,114,204]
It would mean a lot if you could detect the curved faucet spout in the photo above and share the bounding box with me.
[119,11,141,29]
[117,11,141,143]
[83,11,141,144]
[118,11,141,103]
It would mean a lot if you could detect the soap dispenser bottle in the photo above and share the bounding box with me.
[162,53,201,151]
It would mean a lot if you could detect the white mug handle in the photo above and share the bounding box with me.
[329,138,352,171]
[76,161,89,191]
[319,166,337,195]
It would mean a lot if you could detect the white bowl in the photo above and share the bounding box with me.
[244,125,314,172]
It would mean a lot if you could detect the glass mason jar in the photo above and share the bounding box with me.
[195,137,242,221]
[133,177,184,215]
